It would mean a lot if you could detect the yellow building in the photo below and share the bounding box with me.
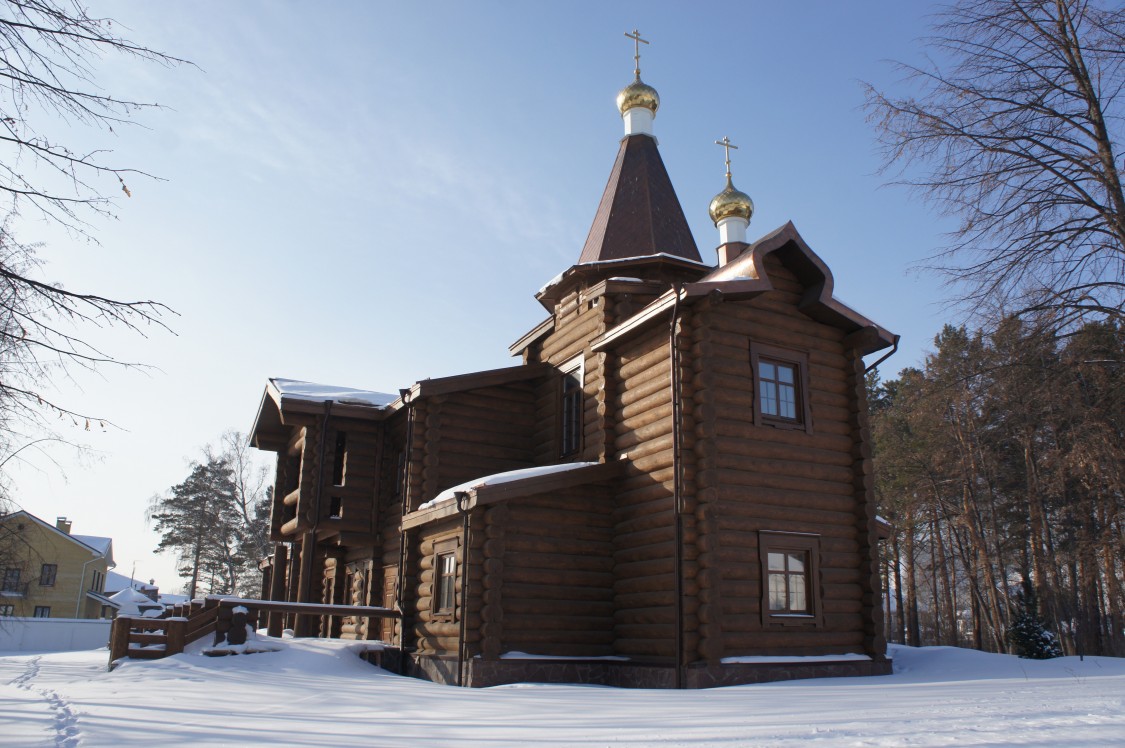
[0,511,115,619]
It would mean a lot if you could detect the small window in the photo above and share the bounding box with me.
[33,606,50,618]
[39,564,57,587]
[0,604,13,616]
[91,570,103,592]
[332,431,348,486]
[559,356,584,457]
[759,531,822,626]
[750,342,812,431]
[329,496,343,518]
[432,538,459,620]
[2,568,20,593]
[393,451,405,497]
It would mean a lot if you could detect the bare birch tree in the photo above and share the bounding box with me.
[0,1,186,460]
[866,0,1125,328]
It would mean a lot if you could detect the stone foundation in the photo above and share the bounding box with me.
[406,654,893,689]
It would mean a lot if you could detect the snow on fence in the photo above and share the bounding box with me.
[0,616,112,652]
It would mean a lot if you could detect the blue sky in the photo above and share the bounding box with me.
[9,1,957,591]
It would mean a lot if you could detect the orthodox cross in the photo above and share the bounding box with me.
[715,136,739,181]
[625,29,649,78]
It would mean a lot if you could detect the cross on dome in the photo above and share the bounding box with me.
[625,29,649,80]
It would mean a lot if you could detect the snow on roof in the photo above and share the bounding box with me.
[109,587,157,605]
[418,462,600,511]
[106,571,157,593]
[72,534,111,555]
[271,378,397,409]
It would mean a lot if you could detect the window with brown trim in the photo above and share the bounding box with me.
[750,342,812,432]
[559,356,584,457]
[331,431,348,486]
[759,531,822,626]
[432,537,459,621]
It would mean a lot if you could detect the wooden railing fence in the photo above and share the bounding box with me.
[108,596,400,667]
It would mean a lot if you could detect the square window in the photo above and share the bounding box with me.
[759,532,822,626]
[0,604,13,616]
[33,606,50,618]
[39,564,57,587]
[750,343,812,432]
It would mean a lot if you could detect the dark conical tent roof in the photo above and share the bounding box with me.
[578,134,701,264]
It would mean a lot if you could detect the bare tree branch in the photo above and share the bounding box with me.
[866,0,1125,329]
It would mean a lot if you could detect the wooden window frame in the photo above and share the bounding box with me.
[432,537,460,622]
[558,355,584,458]
[2,568,20,593]
[759,531,823,627]
[39,563,57,587]
[750,342,813,432]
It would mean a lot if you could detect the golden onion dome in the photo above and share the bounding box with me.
[709,178,754,225]
[616,77,660,115]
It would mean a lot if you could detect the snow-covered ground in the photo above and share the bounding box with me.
[2,638,1123,747]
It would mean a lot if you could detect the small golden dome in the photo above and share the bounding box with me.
[617,77,660,115]
[709,178,754,225]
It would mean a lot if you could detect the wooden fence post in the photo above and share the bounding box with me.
[109,616,132,665]
[165,618,187,656]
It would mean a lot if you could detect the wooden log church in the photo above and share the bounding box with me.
[248,36,897,688]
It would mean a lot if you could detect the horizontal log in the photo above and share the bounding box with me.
[712,454,855,487]
[613,573,676,597]
[714,484,859,514]
[617,338,671,380]
[503,551,613,574]
[724,630,863,650]
[500,628,615,645]
[502,565,613,588]
[613,555,674,580]
[503,535,614,558]
[614,414,673,451]
[618,385,671,422]
[502,581,614,603]
[614,590,674,610]
[707,467,853,497]
[501,597,615,619]
[711,419,854,453]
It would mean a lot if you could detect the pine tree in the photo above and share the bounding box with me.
[149,456,240,598]
[1007,583,1063,659]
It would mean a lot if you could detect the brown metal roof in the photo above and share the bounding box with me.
[578,134,701,264]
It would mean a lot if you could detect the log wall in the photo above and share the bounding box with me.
[415,382,539,508]
[700,254,869,656]
[611,322,679,661]
[531,287,610,464]
[486,485,616,658]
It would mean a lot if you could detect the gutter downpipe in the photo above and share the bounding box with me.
[300,400,332,632]
[669,282,686,689]
[75,555,99,617]
[396,389,415,674]
[455,490,471,688]
[864,334,901,375]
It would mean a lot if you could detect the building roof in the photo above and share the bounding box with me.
[578,134,701,264]
[591,222,897,356]
[1,510,114,563]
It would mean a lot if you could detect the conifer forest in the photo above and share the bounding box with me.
[871,320,1124,657]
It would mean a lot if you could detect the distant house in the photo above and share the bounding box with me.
[247,57,895,688]
[105,571,160,601]
[0,511,116,619]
